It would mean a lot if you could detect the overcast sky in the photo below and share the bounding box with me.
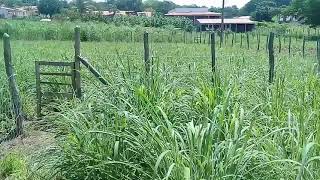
[169,0,250,8]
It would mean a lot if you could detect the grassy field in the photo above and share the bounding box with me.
[1,30,320,179]
[0,20,319,42]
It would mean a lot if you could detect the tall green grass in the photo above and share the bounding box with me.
[0,30,320,179]
[0,20,318,43]
[0,20,195,42]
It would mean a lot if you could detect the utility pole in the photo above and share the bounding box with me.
[221,0,225,31]
[220,0,225,44]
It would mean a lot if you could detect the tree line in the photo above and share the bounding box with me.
[1,0,319,26]
[0,0,242,18]
[239,0,320,26]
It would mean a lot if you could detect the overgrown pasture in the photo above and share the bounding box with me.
[1,30,320,179]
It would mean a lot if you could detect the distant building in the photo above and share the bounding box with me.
[14,8,28,17]
[279,16,298,23]
[89,11,115,16]
[89,10,140,17]
[137,11,153,17]
[21,6,38,16]
[165,8,221,24]
[0,7,15,18]
[196,18,256,32]
[0,6,28,19]
[237,16,251,19]
[116,11,136,16]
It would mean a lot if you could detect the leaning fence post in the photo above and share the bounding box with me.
[74,26,82,98]
[211,32,216,74]
[268,32,275,83]
[3,33,25,137]
[144,32,150,74]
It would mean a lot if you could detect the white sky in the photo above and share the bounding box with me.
[170,0,250,8]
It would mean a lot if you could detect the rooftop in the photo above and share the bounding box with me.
[165,12,221,16]
[166,7,221,16]
[0,6,28,12]
[237,16,251,19]
[0,7,15,11]
[196,18,255,24]
[169,8,209,13]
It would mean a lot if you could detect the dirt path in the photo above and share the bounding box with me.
[0,130,55,160]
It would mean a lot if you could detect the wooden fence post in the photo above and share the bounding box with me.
[246,33,250,49]
[144,32,150,74]
[74,26,82,98]
[289,36,292,56]
[220,32,223,48]
[211,32,216,74]
[268,32,275,83]
[257,34,260,51]
[232,33,234,47]
[278,35,281,53]
[266,35,269,51]
[172,31,175,43]
[257,33,260,51]
[240,33,243,48]
[303,36,306,58]
[317,40,320,74]
[224,32,227,45]
[3,33,25,137]
[35,62,41,117]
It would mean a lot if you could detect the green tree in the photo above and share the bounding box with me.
[0,0,23,7]
[144,0,178,14]
[251,6,273,21]
[209,5,240,18]
[106,0,143,12]
[302,0,320,26]
[38,0,62,17]
[290,0,304,15]
[240,0,292,15]
[22,0,38,5]
[288,0,320,26]
[67,0,98,13]
[76,0,86,13]
[0,0,39,7]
